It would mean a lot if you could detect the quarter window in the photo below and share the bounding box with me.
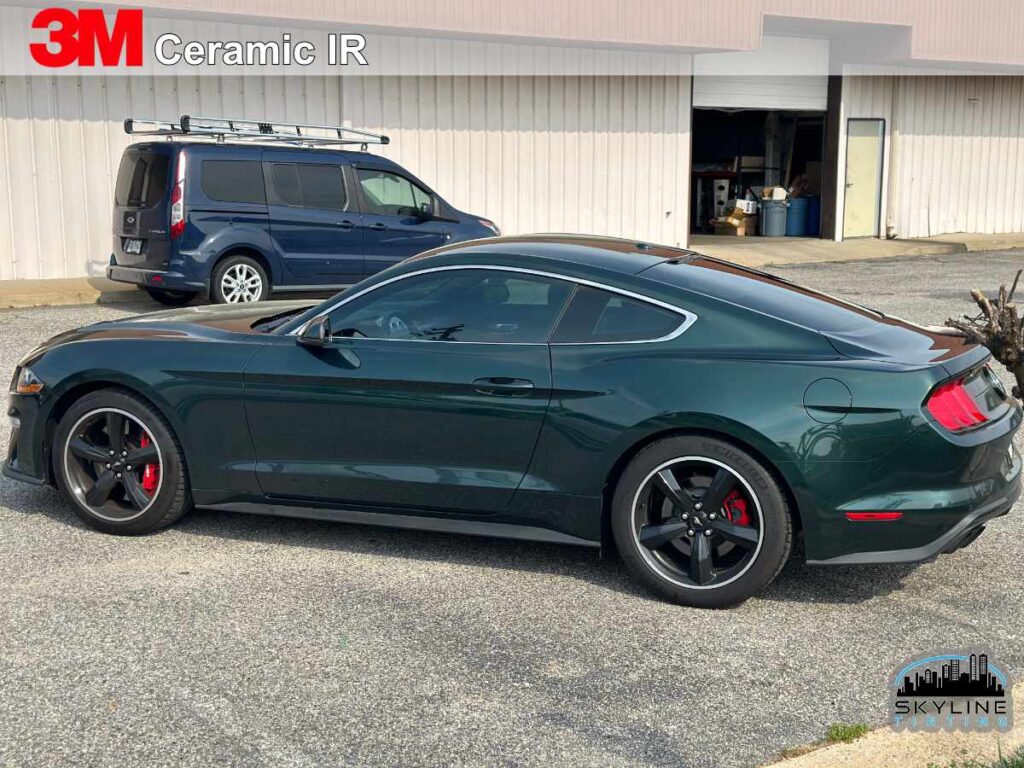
[328,269,573,343]
[201,160,266,204]
[551,285,685,343]
[269,163,347,211]
[357,169,431,217]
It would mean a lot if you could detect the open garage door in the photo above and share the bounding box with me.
[693,36,829,111]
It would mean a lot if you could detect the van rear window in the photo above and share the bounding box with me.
[114,151,169,207]
[201,160,266,205]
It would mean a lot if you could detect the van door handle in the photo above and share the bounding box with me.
[370,222,387,231]
[336,220,355,229]
[472,377,535,396]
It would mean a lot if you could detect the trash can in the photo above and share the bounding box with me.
[785,197,810,237]
[759,200,789,237]
[805,196,821,236]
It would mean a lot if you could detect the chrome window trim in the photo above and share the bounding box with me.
[291,264,698,345]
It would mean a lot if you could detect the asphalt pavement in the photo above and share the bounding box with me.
[2,250,1024,767]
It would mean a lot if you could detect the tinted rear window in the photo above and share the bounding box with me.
[645,259,883,334]
[114,151,169,207]
[551,285,684,343]
[201,160,266,204]
[269,163,347,211]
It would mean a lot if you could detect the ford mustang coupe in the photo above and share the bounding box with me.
[5,235,1021,607]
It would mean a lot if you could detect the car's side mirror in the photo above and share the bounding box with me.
[417,201,433,220]
[297,315,331,347]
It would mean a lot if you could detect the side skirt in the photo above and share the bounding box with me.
[201,500,601,549]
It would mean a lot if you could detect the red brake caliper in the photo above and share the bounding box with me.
[139,434,159,495]
[722,489,751,526]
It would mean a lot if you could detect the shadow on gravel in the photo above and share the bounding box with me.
[4,479,920,607]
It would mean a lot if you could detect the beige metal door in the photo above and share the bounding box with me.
[843,119,884,238]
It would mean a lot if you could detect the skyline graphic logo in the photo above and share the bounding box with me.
[891,650,1013,733]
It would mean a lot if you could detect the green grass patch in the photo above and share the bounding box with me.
[929,746,1024,768]
[825,722,870,744]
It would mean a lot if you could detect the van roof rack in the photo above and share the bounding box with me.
[124,115,389,150]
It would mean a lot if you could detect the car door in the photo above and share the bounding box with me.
[243,267,575,513]
[354,166,448,276]
[263,151,364,286]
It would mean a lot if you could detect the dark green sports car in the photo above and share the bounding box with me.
[5,235,1021,607]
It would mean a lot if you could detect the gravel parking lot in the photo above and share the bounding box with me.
[2,251,1024,768]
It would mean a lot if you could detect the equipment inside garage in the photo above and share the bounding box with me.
[691,108,825,238]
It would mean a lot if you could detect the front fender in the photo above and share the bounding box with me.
[26,338,261,495]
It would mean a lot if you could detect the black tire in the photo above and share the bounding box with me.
[144,288,197,306]
[52,389,193,536]
[211,254,269,304]
[611,435,792,608]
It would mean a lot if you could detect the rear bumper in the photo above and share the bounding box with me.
[107,260,206,293]
[808,478,1019,565]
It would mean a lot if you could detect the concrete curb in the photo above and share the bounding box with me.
[0,278,142,310]
[763,688,1022,768]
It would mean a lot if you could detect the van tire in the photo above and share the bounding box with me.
[211,255,269,304]
[144,288,197,306]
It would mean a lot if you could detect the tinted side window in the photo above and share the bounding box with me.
[357,169,431,216]
[201,160,266,204]
[269,163,347,211]
[551,285,684,343]
[114,152,169,207]
[328,269,573,343]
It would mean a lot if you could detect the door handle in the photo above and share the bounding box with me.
[336,220,355,229]
[370,222,387,231]
[472,377,535,396]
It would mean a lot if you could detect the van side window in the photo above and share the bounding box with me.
[357,169,431,217]
[201,160,266,205]
[269,163,348,211]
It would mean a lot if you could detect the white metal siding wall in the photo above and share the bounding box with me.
[0,74,692,281]
[887,75,1024,238]
[839,72,1024,240]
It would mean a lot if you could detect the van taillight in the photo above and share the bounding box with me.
[926,378,989,432]
[169,152,186,239]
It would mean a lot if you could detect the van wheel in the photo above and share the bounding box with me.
[212,255,268,304]
[611,435,792,608]
[144,288,197,306]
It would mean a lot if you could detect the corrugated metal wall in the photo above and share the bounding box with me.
[0,74,691,281]
[887,75,1024,238]
[839,72,1024,240]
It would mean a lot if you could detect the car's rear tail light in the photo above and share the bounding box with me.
[926,377,989,432]
[845,511,903,522]
[169,152,186,240]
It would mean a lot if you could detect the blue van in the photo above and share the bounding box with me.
[107,117,499,305]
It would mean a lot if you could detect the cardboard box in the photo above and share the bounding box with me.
[714,215,758,236]
[728,198,758,214]
[762,186,789,201]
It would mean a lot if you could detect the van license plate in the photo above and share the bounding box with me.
[124,239,142,254]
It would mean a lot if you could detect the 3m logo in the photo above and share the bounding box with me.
[30,8,143,68]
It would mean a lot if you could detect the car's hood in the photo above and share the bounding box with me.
[112,300,317,332]
[23,301,316,363]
